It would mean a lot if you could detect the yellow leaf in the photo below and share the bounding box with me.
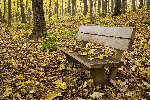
[88,57,94,60]
[111,92,116,98]
[24,80,32,84]
[95,55,104,59]
[90,92,104,98]
[80,52,87,56]
[59,82,67,89]
[59,64,65,69]
[46,92,62,100]
[69,50,74,53]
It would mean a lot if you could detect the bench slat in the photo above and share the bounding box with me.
[79,26,134,39]
[77,34,130,50]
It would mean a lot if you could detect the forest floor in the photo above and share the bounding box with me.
[0,9,150,100]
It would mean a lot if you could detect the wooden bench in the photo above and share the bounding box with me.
[58,26,136,86]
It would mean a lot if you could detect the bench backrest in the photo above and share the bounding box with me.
[78,26,136,51]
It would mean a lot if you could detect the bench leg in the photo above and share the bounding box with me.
[108,64,119,80]
[90,67,108,86]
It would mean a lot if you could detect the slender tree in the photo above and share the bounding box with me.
[2,0,6,23]
[90,0,94,23]
[8,0,11,27]
[28,0,46,40]
[16,0,19,21]
[83,0,88,15]
[132,0,136,12]
[72,0,76,15]
[94,0,97,12]
[108,0,109,13]
[0,9,2,22]
[147,0,150,9]
[62,0,63,16]
[102,0,105,15]
[111,0,113,13]
[20,0,26,23]
[139,0,143,9]
[125,0,127,9]
[98,0,101,16]
[57,0,58,19]
[49,0,51,21]
[122,0,125,13]
[27,8,31,24]
[26,0,28,10]
[105,0,107,14]
[68,0,71,14]
[112,0,121,16]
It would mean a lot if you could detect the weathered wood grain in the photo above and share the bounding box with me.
[79,26,134,39]
[77,33,130,50]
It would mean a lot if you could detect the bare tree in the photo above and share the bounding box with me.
[112,0,121,16]
[62,0,63,16]
[8,0,11,27]
[105,0,107,14]
[57,0,58,19]
[132,0,136,12]
[16,0,19,21]
[108,0,109,13]
[147,0,150,9]
[98,0,101,16]
[26,0,28,10]
[102,0,105,15]
[111,0,113,13]
[2,0,6,23]
[94,0,97,12]
[125,0,127,9]
[122,0,125,13]
[68,0,71,14]
[49,0,51,21]
[83,0,88,15]
[28,0,46,40]
[139,0,143,9]
[72,0,76,15]
[20,0,26,23]
[90,0,94,23]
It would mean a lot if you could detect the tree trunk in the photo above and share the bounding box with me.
[147,0,150,9]
[0,9,2,22]
[102,0,105,15]
[72,0,76,16]
[26,0,28,10]
[83,0,88,15]
[68,0,71,14]
[94,0,97,12]
[20,0,26,23]
[62,0,63,16]
[105,0,107,14]
[90,0,94,24]
[132,0,136,12]
[28,0,47,40]
[98,0,101,16]
[125,0,127,9]
[8,0,11,27]
[139,0,143,9]
[2,0,6,23]
[57,0,59,19]
[108,0,109,13]
[49,0,51,22]
[111,0,113,13]
[112,0,121,16]
[122,0,125,13]
[27,8,31,24]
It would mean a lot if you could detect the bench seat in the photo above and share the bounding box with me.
[58,46,124,68]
